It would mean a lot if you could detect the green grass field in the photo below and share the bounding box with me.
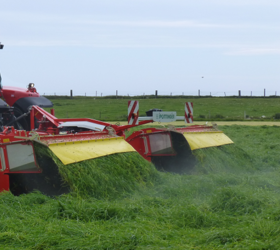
[2,97,280,249]
[44,96,280,121]
[2,124,280,249]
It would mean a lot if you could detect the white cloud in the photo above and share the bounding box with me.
[75,20,234,28]
[0,7,279,52]
[204,0,280,5]
[225,48,280,56]
[1,10,278,30]
[0,11,222,28]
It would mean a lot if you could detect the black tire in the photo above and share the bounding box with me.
[13,105,30,131]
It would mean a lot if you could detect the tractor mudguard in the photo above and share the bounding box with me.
[0,98,10,110]
[13,96,53,112]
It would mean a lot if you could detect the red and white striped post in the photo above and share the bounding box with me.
[185,102,193,123]
[128,100,139,125]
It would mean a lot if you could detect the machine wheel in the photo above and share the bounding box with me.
[13,105,30,131]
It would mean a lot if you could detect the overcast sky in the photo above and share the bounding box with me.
[0,0,279,96]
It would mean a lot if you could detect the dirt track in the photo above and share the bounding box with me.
[118,121,280,126]
[168,121,280,126]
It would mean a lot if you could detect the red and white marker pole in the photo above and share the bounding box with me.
[185,102,193,123]
[128,100,139,125]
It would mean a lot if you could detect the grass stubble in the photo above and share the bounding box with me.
[1,125,280,249]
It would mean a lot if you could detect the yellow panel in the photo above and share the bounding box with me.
[49,137,136,165]
[183,131,233,150]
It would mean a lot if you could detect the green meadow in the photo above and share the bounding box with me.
[2,97,280,249]
[1,124,280,249]
[45,96,280,121]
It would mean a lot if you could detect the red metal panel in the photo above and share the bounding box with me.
[126,131,151,162]
[0,173,9,192]
[1,86,40,107]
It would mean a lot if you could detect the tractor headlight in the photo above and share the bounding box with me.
[28,83,35,89]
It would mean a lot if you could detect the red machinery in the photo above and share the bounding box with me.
[0,44,233,194]
[0,105,154,195]
[0,43,53,130]
[126,101,233,172]
[0,84,53,129]
[0,103,233,195]
[126,125,220,172]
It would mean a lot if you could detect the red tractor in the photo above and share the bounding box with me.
[0,43,233,196]
[0,43,53,130]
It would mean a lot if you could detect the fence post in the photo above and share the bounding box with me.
[264,89,266,97]
[116,90,118,98]
[155,90,158,98]
[198,90,200,97]
[70,90,73,99]
[238,90,241,97]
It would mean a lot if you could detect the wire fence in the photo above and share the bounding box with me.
[42,89,280,98]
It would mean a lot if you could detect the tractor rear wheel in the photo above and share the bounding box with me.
[13,105,30,131]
